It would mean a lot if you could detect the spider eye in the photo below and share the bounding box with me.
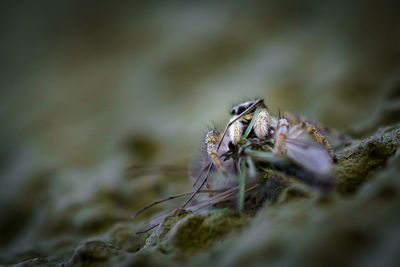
[237,106,246,114]
[229,108,235,115]
[228,141,235,150]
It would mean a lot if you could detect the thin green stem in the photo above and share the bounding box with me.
[241,106,262,141]
[238,158,247,212]
[244,148,277,160]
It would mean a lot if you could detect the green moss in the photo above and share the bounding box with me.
[107,222,149,253]
[9,120,400,266]
[67,240,122,266]
[144,209,192,250]
[142,209,250,255]
[169,209,250,253]
[334,124,400,194]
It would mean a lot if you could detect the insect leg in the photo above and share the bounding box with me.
[134,188,225,218]
[136,224,159,235]
[182,163,213,208]
[192,161,212,187]
[298,122,338,162]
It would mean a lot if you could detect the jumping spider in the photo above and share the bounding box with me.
[135,98,342,233]
[198,99,337,197]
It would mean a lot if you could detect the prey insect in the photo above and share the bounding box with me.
[135,98,339,234]
[273,118,335,174]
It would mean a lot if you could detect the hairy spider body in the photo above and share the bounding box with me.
[227,100,277,146]
[204,99,337,176]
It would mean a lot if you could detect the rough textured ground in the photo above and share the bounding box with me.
[3,124,399,266]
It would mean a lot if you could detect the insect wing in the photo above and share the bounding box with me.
[284,138,332,175]
[287,124,304,139]
[149,208,177,226]
[187,179,260,213]
[147,187,240,227]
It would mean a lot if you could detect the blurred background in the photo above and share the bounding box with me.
[1,0,399,264]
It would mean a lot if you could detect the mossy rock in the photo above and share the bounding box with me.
[9,123,400,266]
[334,124,400,194]
[66,239,123,266]
[143,208,250,255]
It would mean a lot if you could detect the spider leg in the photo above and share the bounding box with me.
[253,108,271,139]
[283,110,308,125]
[273,119,289,155]
[228,116,244,145]
[283,110,352,143]
[297,122,338,162]
[205,130,227,173]
[274,132,286,155]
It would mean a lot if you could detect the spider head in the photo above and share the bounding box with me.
[230,100,264,115]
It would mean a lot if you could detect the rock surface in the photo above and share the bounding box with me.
[5,124,400,266]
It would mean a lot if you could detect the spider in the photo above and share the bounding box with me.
[205,99,336,176]
[135,98,342,233]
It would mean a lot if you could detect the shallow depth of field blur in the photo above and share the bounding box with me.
[1,0,400,265]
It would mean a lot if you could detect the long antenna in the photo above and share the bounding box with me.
[182,163,213,208]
